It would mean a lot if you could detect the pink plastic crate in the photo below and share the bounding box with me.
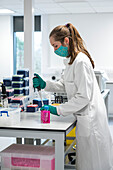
[41,110,50,123]
[0,144,55,170]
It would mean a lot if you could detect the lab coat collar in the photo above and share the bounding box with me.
[63,58,70,66]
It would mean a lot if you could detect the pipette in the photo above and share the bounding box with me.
[37,87,44,107]
[33,77,44,107]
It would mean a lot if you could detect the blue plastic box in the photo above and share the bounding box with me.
[12,81,24,88]
[43,98,49,105]
[33,99,42,108]
[11,97,24,105]
[12,75,23,81]
[3,78,12,87]
[6,89,14,97]
[17,69,29,78]
[26,104,38,112]
[14,88,23,96]
[33,98,49,108]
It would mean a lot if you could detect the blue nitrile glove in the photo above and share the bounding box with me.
[40,105,60,116]
[33,73,46,89]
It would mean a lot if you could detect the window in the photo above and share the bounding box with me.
[13,16,41,74]
[14,32,24,71]
[34,32,42,74]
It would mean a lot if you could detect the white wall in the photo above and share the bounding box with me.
[42,13,113,76]
[0,14,113,81]
[0,17,15,151]
[0,14,113,80]
[0,16,13,82]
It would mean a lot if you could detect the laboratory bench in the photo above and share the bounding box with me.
[0,89,110,170]
[0,111,76,170]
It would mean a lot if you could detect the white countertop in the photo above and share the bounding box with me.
[0,90,109,132]
[0,111,76,132]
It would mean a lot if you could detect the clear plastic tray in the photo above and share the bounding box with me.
[0,106,20,126]
[1,144,55,170]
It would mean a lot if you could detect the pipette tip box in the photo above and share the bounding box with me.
[12,75,23,81]
[33,99,42,107]
[43,98,49,105]
[12,81,24,88]
[33,98,49,108]
[17,69,29,78]
[26,104,38,112]
[14,88,23,96]
[6,89,14,97]
[3,77,12,87]
[11,97,24,105]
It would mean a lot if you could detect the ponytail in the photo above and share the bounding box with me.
[66,23,94,68]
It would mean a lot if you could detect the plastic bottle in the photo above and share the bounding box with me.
[41,106,50,123]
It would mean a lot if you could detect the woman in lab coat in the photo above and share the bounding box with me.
[33,23,113,170]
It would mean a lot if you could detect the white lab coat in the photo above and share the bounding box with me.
[45,52,113,170]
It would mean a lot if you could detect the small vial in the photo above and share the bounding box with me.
[41,106,50,123]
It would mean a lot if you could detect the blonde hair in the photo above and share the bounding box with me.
[49,23,94,68]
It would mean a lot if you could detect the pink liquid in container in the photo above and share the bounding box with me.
[41,106,50,123]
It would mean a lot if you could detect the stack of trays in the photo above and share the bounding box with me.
[17,69,29,96]
[12,75,24,96]
[12,69,30,96]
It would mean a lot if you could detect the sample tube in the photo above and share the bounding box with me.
[41,106,50,123]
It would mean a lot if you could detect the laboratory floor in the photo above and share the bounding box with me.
[0,117,113,170]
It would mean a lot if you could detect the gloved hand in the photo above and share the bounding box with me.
[33,73,46,89]
[40,105,60,116]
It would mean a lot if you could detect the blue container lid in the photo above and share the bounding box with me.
[33,98,41,101]
[3,77,12,81]
[43,98,49,101]
[17,68,29,71]
[44,105,49,110]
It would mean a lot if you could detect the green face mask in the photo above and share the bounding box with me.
[54,45,69,57]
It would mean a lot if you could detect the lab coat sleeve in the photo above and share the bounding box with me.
[44,74,66,93]
[58,61,93,116]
